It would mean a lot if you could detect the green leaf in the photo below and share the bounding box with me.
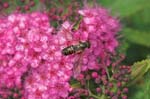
[110,0,149,17]
[129,72,150,99]
[130,59,150,85]
[123,28,150,47]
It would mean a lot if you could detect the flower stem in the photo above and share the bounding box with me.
[87,80,107,99]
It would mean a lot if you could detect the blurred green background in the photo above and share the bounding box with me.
[98,0,150,65]
[98,0,150,99]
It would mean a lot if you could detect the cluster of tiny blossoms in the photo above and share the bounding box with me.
[73,7,120,71]
[0,3,120,99]
[0,12,75,99]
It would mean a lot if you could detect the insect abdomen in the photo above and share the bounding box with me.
[62,45,75,55]
[62,41,90,55]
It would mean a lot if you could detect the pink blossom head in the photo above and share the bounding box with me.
[0,12,75,99]
[72,6,120,70]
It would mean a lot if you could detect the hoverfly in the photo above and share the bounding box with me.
[62,41,90,55]
[62,41,91,78]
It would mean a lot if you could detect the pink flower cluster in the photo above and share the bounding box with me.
[73,7,120,71]
[0,5,120,99]
[0,12,74,99]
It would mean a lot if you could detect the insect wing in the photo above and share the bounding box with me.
[73,53,83,78]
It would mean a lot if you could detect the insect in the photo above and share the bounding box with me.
[62,41,91,78]
[61,41,90,55]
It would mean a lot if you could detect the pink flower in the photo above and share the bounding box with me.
[73,6,120,70]
[0,12,74,99]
